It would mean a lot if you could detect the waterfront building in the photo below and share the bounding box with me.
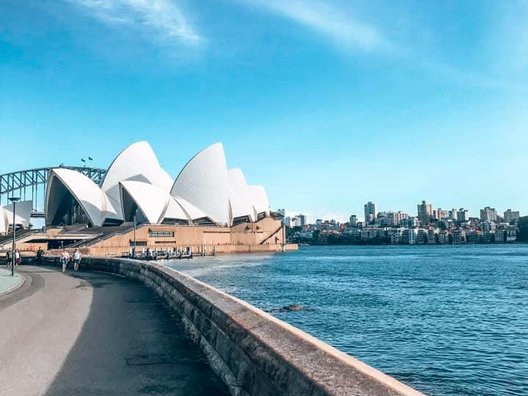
[403,228,417,245]
[495,229,506,243]
[451,229,465,244]
[504,209,520,223]
[417,201,433,223]
[481,232,493,244]
[438,231,449,244]
[349,215,358,227]
[364,201,376,225]
[297,214,307,227]
[466,230,481,244]
[4,141,290,255]
[506,227,517,242]
[46,142,270,228]
[416,228,428,244]
[389,228,404,244]
[427,229,437,244]
[480,207,498,222]
[360,228,375,241]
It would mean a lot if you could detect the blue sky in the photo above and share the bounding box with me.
[1,0,527,221]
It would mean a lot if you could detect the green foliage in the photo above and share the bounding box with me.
[518,216,528,242]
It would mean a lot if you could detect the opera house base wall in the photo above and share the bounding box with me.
[54,217,296,257]
[43,257,422,396]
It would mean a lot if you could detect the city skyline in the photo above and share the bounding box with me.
[2,1,528,220]
[285,200,524,225]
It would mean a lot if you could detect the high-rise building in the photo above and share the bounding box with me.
[417,200,433,223]
[504,209,520,223]
[297,214,307,227]
[364,201,376,225]
[384,211,408,226]
[480,207,498,222]
[395,211,409,226]
[457,208,469,223]
[434,208,448,220]
[349,215,358,227]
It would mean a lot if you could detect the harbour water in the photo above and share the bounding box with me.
[166,245,528,395]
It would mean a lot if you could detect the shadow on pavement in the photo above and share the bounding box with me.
[45,270,229,395]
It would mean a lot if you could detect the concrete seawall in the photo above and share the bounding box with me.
[63,257,423,396]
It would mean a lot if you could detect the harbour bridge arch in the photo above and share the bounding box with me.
[0,166,106,218]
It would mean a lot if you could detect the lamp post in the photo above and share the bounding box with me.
[9,197,20,276]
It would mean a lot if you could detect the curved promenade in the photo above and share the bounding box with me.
[0,261,424,396]
[0,266,228,396]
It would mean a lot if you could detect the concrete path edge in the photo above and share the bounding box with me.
[0,272,25,298]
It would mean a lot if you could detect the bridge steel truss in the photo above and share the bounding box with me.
[0,166,107,217]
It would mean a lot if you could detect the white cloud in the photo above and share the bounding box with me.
[237,0,390,52]
[68,0,201,46]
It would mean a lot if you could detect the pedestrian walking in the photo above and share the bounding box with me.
[6,249,11,268]
[15,249,21,266]
[61,250,70,272]
[36,247,44,265]
[73,249,82,271]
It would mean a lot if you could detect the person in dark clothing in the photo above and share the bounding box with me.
[36,247,44,265]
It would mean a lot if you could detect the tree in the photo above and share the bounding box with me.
[518,216,528,242]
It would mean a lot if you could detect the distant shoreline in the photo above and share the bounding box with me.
[295,242,528,247]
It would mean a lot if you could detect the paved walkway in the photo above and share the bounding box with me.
[0,267,22,296]
[0,266,229,396]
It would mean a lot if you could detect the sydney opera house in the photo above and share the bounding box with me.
[0,141,289,255]
[45,141,270,228]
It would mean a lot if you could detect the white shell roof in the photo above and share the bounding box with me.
[102,141,173,216]
[0,207,7,234]
[171,195,208,221]
[120,181,170,224]
[3,201,33,229]
[47,168,121,227]
[162,198,190,222]
[120,181,190,224]
[171,143,231,225]
[228,168,255,224]
[248,185,270,216]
